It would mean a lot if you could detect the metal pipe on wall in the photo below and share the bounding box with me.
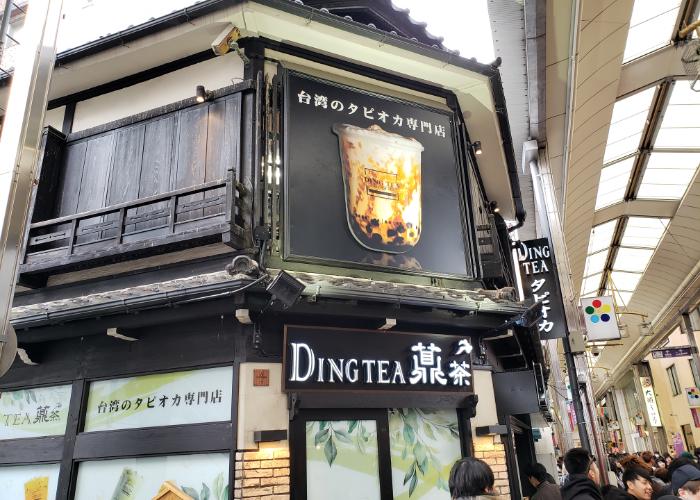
[0,0,63,375]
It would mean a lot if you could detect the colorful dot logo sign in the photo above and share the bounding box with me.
[584,299,613,324]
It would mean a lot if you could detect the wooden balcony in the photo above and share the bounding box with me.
[19,83,253,287]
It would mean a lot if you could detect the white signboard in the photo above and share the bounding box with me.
[0,385,72,439]
[640,377,662,427]
[84,366,232,432]
[581,296,621,341]
[0,463,60,500]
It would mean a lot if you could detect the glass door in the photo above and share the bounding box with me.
[291,409,464,500]
[388,409,461,500]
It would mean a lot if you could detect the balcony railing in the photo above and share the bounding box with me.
[21,179,242,277]
[18,83,252,287]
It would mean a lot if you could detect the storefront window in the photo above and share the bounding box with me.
[0,463,60,499]
[83,366,233,432]
[73,453,229,500]
[388,409,461,500]
[0,385,72,439]
[305,419,381,500]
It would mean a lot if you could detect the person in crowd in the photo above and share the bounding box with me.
[671,464,700,498]
[561,448,603,500]
[602,483,635,499]
[525,462,563,500]
[622,467,654,500]
[656,468,671,484]
[448,457,497,500]
[643,452,659,472]
[654,458,700,497]
[622,455,654,474]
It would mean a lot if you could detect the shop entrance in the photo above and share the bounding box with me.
[290,408,466,500]
[682,424,696,453]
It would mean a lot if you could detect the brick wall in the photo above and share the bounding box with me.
[234,448,290,500]
[473,435,510,499]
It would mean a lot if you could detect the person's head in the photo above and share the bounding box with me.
[656,467,670,482]
[623,467,654,500]
[642,451,655,464]
[564,448,599,484]
[672,464,700,495]
[622,454,654,473]
[524,463,549,487]
[679,480,700,499]
[669,458,699,486]
[449,457,494,498]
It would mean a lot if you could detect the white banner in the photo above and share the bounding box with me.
[581,296,621,341]
[640,377,662,427]
[84,366,232,432]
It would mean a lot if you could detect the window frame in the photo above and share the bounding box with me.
[0,317,242,500]
[667,364,681,396]
[689,358,700,389]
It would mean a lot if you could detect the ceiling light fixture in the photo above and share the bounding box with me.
[472,141,483,155]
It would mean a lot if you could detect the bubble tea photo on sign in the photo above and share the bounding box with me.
[333,123,423,254]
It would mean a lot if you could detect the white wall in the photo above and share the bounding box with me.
[237,363,288,450]
[472,369,499,428]
[71,52,244,132]
[44,106,65,131]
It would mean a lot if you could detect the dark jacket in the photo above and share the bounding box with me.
[561,474,604,500]
[602,486,634,500]
[532,480,563,500]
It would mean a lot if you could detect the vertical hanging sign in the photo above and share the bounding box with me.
[516,238,567,340]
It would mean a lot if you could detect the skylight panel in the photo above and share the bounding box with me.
[610,270,643,291]
[603,88,656,163]
[637,152,700,199]
[654,81,700,149]
[584,250,609,277]
[588,220,618,254]
[612,290,634,307]
[623,1,681,63]
[581,273,603,296]
[595,157,635,209]
[613,247,654,273]
[620,217,669,248]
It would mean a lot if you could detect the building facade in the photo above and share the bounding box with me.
[0,1,550,499]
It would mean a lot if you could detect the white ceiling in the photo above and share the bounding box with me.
[555,0,700,393]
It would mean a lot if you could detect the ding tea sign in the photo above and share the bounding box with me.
[516,238,567,340]
[284,325,474,392]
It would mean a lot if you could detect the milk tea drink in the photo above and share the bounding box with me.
[332,124,423,253]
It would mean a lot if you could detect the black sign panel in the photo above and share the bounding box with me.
[284,71,471,277]
[283,325,474,392]
[651,346,694,359]
[516,238,567,340]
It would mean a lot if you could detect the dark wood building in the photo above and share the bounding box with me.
[0,1,548,499]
